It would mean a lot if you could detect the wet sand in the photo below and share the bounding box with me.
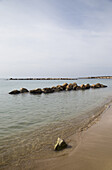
[28,103,112,170]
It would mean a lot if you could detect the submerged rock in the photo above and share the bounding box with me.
[54,137,67,151]
[20,88,29,93]
[30,88,42,94]
[9,90,20,94]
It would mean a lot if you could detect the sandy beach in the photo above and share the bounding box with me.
[23,103,112,170]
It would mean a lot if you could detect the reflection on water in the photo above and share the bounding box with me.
[0,79,112,168]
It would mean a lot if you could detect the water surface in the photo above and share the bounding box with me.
[0,79,112,168]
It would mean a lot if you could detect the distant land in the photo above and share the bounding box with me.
[79,76,112,79]
[8,76,112,80]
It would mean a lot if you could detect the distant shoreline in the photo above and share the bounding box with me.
[8,76,112,80]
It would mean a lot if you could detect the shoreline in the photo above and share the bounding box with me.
[33,101,112,170]
[2,100,112,170]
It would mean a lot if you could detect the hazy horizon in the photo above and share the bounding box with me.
[0,0,112,78]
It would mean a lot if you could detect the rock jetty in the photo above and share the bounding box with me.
[9,83,107,95]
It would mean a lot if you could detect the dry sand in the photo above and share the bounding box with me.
[29,103,112,170]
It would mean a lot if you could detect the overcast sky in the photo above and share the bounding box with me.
[0,0,112,78]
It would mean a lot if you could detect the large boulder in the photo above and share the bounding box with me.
[9,90,20,94]
[42,88,54,93]
[66,83,73,91]
[30,88,42,94]
[20,88,29,93]
[54,138,67,151]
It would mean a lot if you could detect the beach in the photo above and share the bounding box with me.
[22,103,112,170]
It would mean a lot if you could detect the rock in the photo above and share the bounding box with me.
[80,84,86,90]
[54,137,67,151]
[56,85,64,91]
[72,83,77,90]
[72,82,77,86]
[95,83,101,88]
[100,84,107,88]
[9,90,20,94]
[91,83,107,88]
[42,88,54,93]
[91,84,96,88]
[62,83,68,90]
[51,85,64,92]
[85,84,90,89]
[30,88,42,94]
[51,86,58,92]
[20,88,29,93]
[66,83,73,91]
[76,86,81,90]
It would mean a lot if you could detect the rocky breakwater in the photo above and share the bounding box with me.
[9,83,107,95]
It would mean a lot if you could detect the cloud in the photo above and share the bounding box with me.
[0,0,112,77]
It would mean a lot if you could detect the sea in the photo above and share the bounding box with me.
[0,78,112,169]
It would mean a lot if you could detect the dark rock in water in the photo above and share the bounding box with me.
[100,84,107,88]
[66,83,73,91]
[51,86,63,92]
[72,82,77,90]
[30,88,42,94]
[76,86,81,90]
[9,90,20,94]
[20,88,29,93]
[91,83,107,88]
[62,83,68,90]
[91,84,96,88]
[54,137,67,151]
[95,83,102,88]
[56,85,64,91]
[85,84,90,89]
[42,88,54,93]
[80,84,86,90]
[51,86,58,92]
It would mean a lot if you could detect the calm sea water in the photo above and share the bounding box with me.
[0,79,112,168]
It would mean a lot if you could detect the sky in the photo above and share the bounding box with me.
[0,0,112,78]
